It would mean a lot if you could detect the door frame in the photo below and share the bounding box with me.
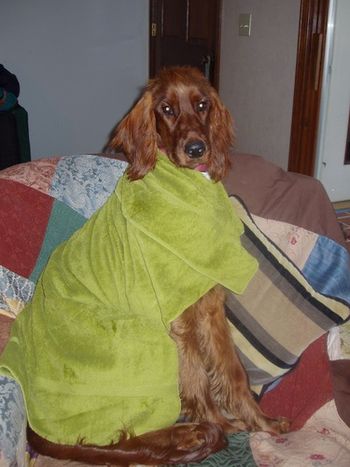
[288,0,329,175]
[149,0,160,82]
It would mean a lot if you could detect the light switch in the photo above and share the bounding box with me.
[239,13,252,37]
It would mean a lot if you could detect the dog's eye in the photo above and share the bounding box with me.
[162,104,174,116]
[197,100,208,112]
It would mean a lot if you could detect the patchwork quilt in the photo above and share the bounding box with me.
[0,154,350,466]
[1,152,257,446]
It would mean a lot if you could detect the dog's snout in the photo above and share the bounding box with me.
[184,140,206,158]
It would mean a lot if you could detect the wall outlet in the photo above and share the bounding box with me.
[239,13,252,37]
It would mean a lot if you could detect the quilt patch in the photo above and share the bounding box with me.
[50,155,127,218]
[227,196,350,392]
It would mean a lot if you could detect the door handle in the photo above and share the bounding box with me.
[201,55,212,80]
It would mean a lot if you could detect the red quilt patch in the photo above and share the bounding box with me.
[0,179,53,278]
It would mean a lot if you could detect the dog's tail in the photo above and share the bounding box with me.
[27,422,227,465]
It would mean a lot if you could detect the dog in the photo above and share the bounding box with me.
[27,66,289,465]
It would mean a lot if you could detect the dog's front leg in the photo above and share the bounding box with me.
[170,307,234,431]
[197,286,290,434]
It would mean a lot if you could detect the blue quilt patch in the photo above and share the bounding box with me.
[303,235,350,305]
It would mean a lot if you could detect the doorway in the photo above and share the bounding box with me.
[149,0,222,89]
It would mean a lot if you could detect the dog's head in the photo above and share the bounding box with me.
[109,66,235,181]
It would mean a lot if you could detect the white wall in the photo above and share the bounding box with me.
[0,0,148,159]
[220,0,300,169]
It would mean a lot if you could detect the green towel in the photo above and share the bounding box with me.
[0,152,257,445]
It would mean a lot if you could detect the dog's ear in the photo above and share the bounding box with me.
[208,91,235,182]
[109,91,158,180]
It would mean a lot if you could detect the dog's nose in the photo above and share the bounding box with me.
[184,140,206,158]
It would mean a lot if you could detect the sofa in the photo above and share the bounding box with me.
[0,152,349,466]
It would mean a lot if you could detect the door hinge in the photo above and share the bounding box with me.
[151,22,157,37]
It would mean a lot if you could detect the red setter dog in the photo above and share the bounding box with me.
[28,67,289,465]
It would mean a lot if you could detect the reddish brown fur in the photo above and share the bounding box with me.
[110,66,234,181]
[28,67,289,465]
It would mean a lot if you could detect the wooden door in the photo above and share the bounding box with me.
[288,0,329,175]
[149,0,222,89]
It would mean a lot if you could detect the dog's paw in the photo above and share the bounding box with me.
[263,416,291,434]
[170,422,228,462]
[273,417,291,434]
[221,419,249,433]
